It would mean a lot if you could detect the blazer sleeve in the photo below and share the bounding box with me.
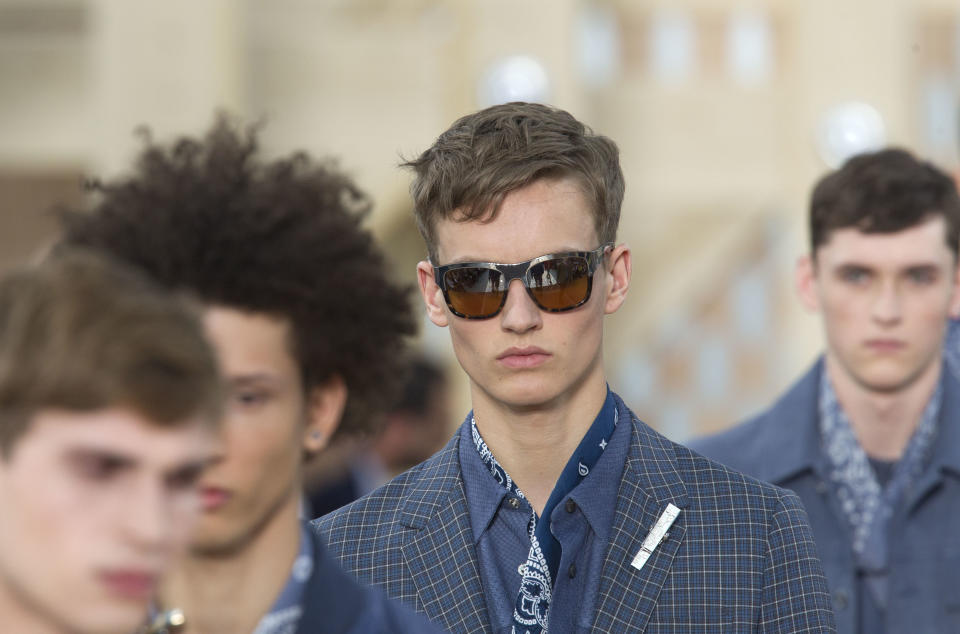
[761,489,837,632]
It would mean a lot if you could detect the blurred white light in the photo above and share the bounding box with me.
[648,9,695,83]
[726,10,772,86]
[576,5,620,89]
[815,102,886,168]
[478,55,551,107]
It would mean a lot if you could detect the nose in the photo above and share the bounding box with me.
[499,279,542,333]
[871,280,902,325]
[120,480,172,554]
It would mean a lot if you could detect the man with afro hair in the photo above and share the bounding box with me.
[58,117,442,634]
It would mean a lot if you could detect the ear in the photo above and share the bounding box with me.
[603,244,632,315]
[795,254,821,312]
[949,257,960,319]
[302,375,347,454]
[417,260,449,327]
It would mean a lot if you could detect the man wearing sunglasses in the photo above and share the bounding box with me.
[315,102,835,632]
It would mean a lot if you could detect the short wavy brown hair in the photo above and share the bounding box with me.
[0,249,221,455]
[811,148,960,258]
[58,116,416,436]
[403,102,625,262]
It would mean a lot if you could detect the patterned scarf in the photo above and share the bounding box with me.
[818,369,940,605]
[471,395,618,634]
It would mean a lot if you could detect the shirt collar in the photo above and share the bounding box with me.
[567,400,631,543]
[254,523,314,633]
[458,415,508,544]
[458,390,628,545]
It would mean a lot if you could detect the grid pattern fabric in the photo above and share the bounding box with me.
[314,396,836,633]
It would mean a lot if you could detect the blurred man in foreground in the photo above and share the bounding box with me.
[60,118,442,633]
[692,148,960,634]
[0,250,222,634]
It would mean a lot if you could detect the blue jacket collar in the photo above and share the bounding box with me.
[928,362,960,475]
[755,356,960,484]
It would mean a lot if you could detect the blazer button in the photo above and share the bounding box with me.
[565,499,577,513]
[507,497,521,509]
[568,563,577,579]
[833,590,849,610]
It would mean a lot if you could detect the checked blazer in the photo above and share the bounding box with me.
[313,396,836,633]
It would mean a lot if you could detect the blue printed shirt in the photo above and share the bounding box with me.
[458,395,631,633]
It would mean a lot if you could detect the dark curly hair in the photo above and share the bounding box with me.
[57,116,416,436]
[810,148,960,258]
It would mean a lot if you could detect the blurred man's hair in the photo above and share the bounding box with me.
[403,102,624,262]
[810,148,960,258]
[58,116,415,436]
[0,249,221,455]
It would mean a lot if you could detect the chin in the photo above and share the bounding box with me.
[71,605,148,634]
[856,368,920,394]
[491,382,564,410]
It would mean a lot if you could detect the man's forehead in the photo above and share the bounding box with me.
[815,217,952,262]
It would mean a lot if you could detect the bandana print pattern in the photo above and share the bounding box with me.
[471,401,617,634]
[471,420,552,633]
[818,370,940,557]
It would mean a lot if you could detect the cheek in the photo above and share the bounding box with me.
[221,406,305,487]
[447,322,489,366]
[0,469,93,588]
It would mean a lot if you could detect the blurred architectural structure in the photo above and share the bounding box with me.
[2,0,959,438]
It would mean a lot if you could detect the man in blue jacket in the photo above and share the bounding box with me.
[59,118,442,634]
[316,101,836,633]
[692,148,960,634]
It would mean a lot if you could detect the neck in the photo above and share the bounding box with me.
[471,371,608,515]
[160,490,302,634]
[825,354,942,461]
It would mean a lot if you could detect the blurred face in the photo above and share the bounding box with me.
[192,307,341,554]
[417,177,630,412]
[798,216,960,394]
[0,408,215,634]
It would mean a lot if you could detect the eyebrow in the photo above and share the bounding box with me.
[65,447,136,467]
[65,447,216,478]
[227,373,282,386]
[164,457,215,482]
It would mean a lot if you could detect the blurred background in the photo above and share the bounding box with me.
[2,0,959,443]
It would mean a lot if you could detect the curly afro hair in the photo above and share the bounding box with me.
[57,115,416,436]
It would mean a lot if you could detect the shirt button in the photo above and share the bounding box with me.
[507,497,521,509]
[565,499,577,513]
[833,590,849,610]
[568,563,577,579]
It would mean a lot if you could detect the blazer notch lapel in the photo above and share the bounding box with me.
[400,478,491,632]
[593,409,689,630]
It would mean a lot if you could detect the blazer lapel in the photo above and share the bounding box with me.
[593,404,689,631]
[398,430,490,632]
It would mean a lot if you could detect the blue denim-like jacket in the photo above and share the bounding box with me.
[690,359,960,634]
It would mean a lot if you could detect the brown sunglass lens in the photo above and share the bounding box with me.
[528,256,590,310]
[444,268,505,317]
